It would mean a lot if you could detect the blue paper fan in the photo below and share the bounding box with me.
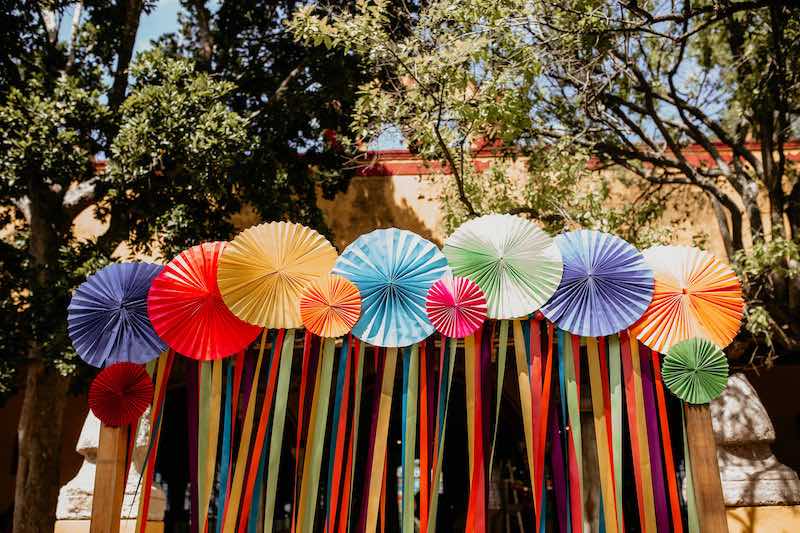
[333,228,449,347]
[68,263,166,367]
[541,230,654,337]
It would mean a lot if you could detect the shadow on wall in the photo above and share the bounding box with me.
[318,175,442,251]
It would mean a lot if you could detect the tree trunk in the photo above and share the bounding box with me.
[13,359,70,533]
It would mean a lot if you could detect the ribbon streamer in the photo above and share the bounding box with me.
[135,350,174,533]
[263,329,296,532]
[339,340,365,533]
[401,345,419,533]
[607,336,624,532]
[562,331,583,533]
[221,331,269,533]
[586,338,619,533]
[325,336,351,533]
[489,320,509,480]
[465,326,487,533]
[365,347,398,533]
[620,330,657,532]
[291,332,316,533]
[297,337,337,533]
[640,344,670,532]
[419,341,431,533]
[651,350,684,533]
[512,320,535,506]
[682,408,701,533]
[236,330,285,531]
[427,337,456,533]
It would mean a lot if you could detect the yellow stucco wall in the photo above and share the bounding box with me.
[727,505,800,533]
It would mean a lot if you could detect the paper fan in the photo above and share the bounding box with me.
[217,222,337,329]
[333,228,448,347]
[148,242,261,360]
[540,230,653,337]
[630,246,744,352]
[443,214,562,319]
[88,363,154,427]
[300,274,362,338]
[68,263,166,367]
[662,338,729,404]
[425,276,487,338]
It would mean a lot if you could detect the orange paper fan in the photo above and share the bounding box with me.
[300,274,361,338]
[629,245,743,352]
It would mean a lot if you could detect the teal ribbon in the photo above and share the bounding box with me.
[215,360,233,533]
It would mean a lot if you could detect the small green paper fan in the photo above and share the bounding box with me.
[662,338,729,404]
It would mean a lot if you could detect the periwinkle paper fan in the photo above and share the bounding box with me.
[443,214,562,319]
[300,274,362,338]
[662,338,729,404]
[425,276,487,338]
[68,263,166,367]
[88,362,154,427]
[630,246,744,352]
[148,242,261,360]
[333,228,448,347]
[217,222,338,329]
[540,230,654,337]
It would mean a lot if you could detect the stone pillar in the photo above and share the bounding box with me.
[55,412,166,532]
[710,373,800,532]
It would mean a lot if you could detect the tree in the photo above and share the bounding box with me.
[1,2,366,530]
[290,0,800,365]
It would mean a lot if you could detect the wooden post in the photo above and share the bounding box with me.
[90,424,128,533]
[684,403,728,533]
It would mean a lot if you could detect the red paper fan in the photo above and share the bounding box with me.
[89,363,154,427]
[148,242,262,360]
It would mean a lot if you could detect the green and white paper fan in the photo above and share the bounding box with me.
[662,338,729,404]
[443,214,563,319]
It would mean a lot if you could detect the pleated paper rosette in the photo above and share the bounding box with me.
[425,276,487,338]
[333,228,449,347]
[630,245,744,352]
[217,222,338,329]
[540,230,654,337]
[662,338,729,404]
[300,274,362,338]
[88,362,154,427]
[148,242,261,360]
[443,214,563,319]
[68,263,166,367]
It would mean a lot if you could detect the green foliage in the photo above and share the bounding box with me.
[105,51,251,256]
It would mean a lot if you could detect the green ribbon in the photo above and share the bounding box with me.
[197,361,211,525]
[562,332,583,490]
[608,335,624,530]
[402,344,419,533]
[682,406,701,533]
[299,337,336,533]
[489,320,509,481]
[263,329,295,532]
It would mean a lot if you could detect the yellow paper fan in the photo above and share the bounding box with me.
[217,222,337,328]
[300,274,362,338]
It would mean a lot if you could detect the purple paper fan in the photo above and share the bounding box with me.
[541,230,654,337]
[68,263,166,367]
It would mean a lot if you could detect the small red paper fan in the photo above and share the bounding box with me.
[89,363,154,427]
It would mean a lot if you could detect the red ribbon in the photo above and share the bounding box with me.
[621,330,648,531]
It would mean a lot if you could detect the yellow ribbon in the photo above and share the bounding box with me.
[365,347,398,533]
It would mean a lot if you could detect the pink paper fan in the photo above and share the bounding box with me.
[425,276,487,338]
